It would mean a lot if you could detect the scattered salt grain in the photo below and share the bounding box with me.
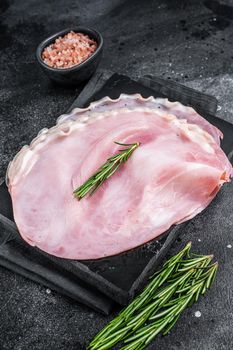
[198,239,201,242]
[194,311,201,318]
[217,105,222,111]
[227,244,232,249]
[46,288,51,294]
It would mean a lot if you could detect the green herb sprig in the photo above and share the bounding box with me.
[73,142,140,200]
[88,242,218,350]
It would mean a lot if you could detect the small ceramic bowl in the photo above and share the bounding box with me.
[36,27,103,85]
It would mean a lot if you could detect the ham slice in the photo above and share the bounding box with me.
[7,94,232,259]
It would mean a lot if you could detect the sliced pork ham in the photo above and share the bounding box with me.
[7,94,232,260]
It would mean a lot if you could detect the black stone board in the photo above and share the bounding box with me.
[67,72,233,299]
[0,72,232,312]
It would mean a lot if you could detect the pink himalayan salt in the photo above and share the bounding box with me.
[42,31,97,69]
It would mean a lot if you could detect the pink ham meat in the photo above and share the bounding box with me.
[7,94,232,260]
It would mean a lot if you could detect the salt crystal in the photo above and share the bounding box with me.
[46,288,51,294]
[198,239,201,242]
[217,105,222,111]
[227,244,232,249]
[195,311,201,318]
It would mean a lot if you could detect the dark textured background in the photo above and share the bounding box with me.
[0,0,233,349]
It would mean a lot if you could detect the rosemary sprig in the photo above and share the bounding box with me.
[88,243,218,350]
[122,264,218,350]
[73,141,140,200]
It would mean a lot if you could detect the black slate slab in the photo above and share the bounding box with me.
[60,72,233,299]
[1,72,233,313]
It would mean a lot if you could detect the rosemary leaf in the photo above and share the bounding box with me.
[73,141,140,200]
